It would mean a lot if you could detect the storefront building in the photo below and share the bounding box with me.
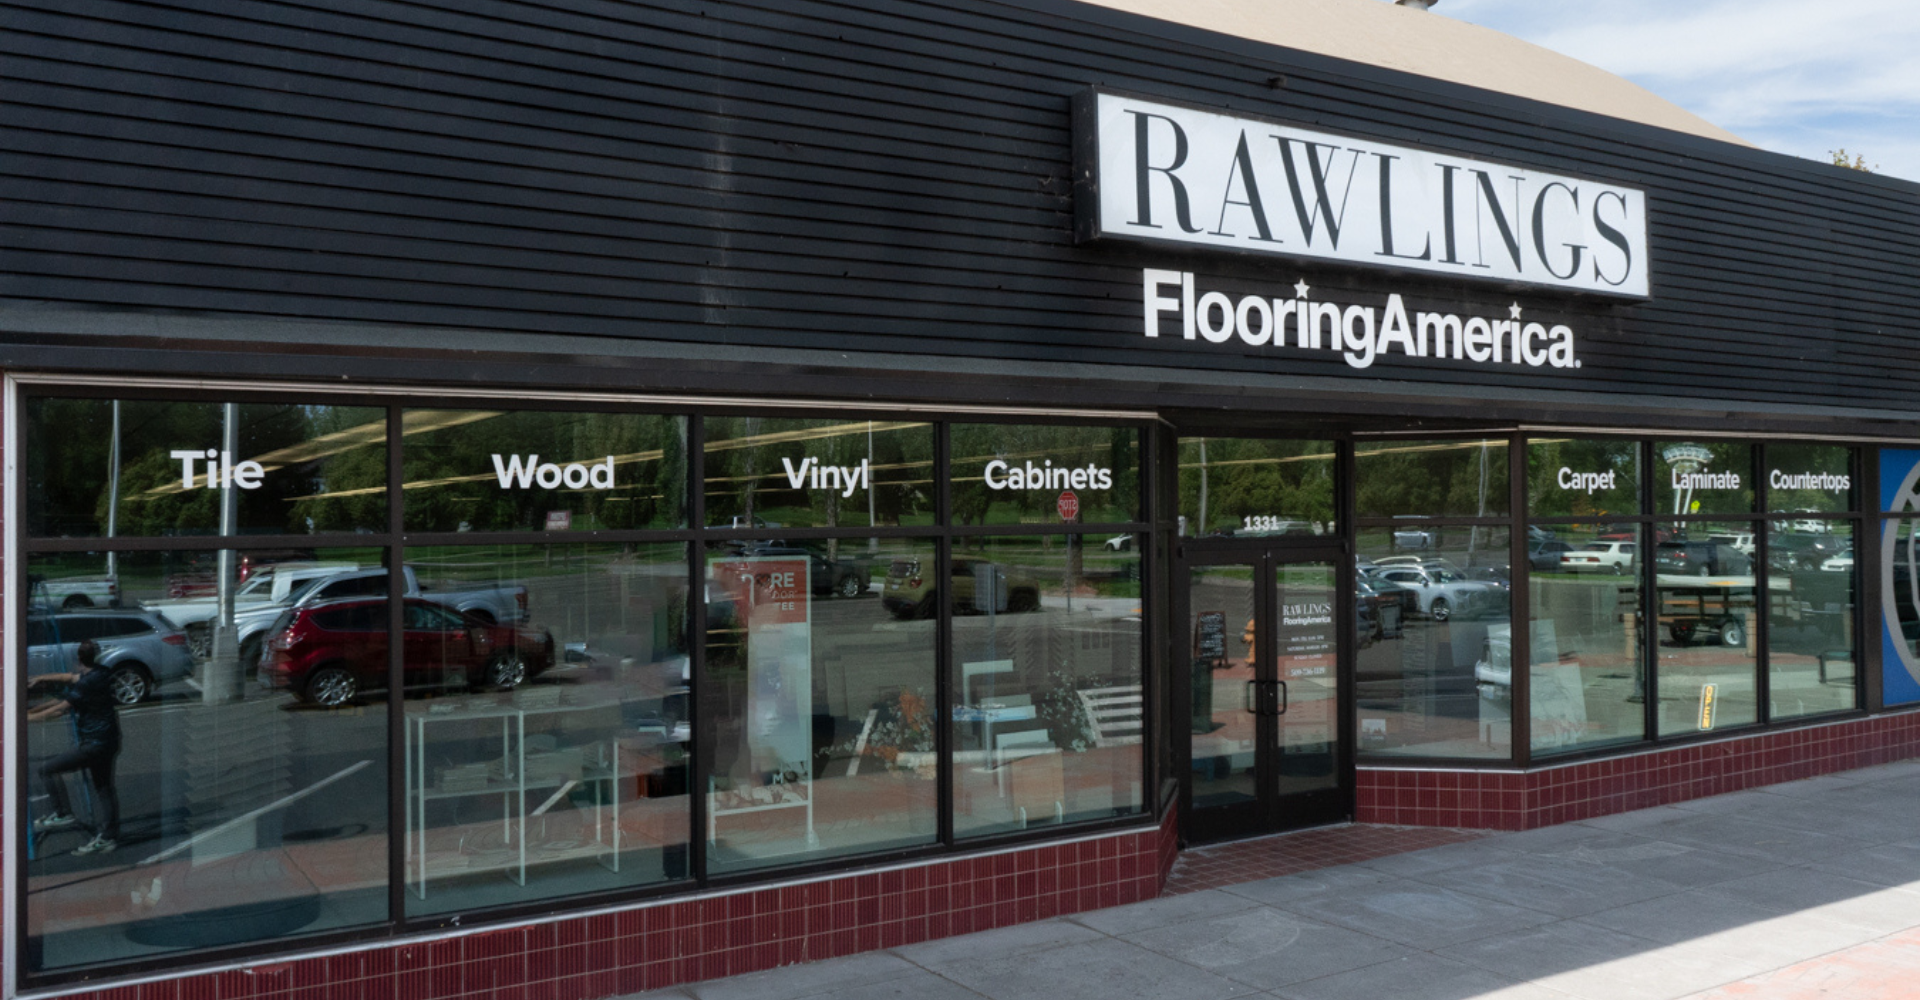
[6,0,1920,996]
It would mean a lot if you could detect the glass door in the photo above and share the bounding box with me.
[1184,548,1350,842]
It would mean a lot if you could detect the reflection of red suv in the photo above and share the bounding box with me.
[259,598,554,707]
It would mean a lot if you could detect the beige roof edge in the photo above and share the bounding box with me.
[1076,0,1751,148]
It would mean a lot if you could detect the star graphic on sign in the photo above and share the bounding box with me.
[1509,302,1523,320]
[1294,279,1311,298]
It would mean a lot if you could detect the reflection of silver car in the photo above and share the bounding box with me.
[1392,528,1433,550]
[1372,566,1499,622]
[27,610,195,705]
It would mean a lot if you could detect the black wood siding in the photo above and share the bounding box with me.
[2,0,1918,415]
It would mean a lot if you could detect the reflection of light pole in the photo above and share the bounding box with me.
[1469,440,1489,559]
[105,400,121,579]
[868,422,877,554]
[1196,438,1208,536]
[206,403,242,704]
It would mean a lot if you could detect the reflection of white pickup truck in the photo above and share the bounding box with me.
[34,576,120,610]
[159,565,528,668]
[148,563,359,658]
[150,563,358,627]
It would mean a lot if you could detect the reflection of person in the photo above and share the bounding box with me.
[1242,618,1257,669]
[28,639,122,855]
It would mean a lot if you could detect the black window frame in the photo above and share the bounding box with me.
[11,384,1162,989]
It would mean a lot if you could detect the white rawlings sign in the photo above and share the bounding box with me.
[1078,91,1650,298]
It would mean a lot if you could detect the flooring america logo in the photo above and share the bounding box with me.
[1144,269,1580,371]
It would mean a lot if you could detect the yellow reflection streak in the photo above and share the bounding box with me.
[704,459,933,488]
[283,447,669,501]
[1175,439,1567,471]
[132,410,502,500]
[1355,439,1511,458]
[705,421,929,452]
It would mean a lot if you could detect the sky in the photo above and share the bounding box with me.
[1434,0,1920,183]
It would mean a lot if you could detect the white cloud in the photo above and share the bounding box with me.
[1433,0,1920,181]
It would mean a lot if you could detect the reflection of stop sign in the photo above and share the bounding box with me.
[1057,491,1080,520]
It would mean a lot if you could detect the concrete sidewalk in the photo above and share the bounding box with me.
[630,758,1920,1000]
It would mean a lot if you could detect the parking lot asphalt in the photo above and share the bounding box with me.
[627,757,1920,1000]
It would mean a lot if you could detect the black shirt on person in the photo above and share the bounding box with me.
[63,667,121,749]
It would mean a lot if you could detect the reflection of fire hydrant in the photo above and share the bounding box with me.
[1242,618,1257,669]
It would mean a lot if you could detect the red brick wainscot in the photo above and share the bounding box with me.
[35,808,1182,1000]
[1357,709,1920,831]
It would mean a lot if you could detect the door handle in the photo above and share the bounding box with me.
[1275,680,1289,716]
[1244,680,1257,714]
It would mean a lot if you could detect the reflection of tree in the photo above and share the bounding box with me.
[1655,442,1753,515]
[55,400,380,536]
[1356,440,1508,518]
[950,424,1139,538]
[1766,444,1850,516]
[27,398,226,536]
[287,406,387,533]
[704,419,933,529]
[403,412,682,532]
[1177,439,1334,534]
[1526,440,1637,519]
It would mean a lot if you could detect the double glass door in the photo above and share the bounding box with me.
[1183,548,1350,842]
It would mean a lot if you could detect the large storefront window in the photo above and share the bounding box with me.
[1177,438,1335,538]
[1655,518,1759,735]
[24,547,390,973]
[400,544,690,914]
[950,424,1140,526]
[704,418,934,529]
[703,538,938,872]
[1654,441,1753,516]
[16,396,1157,984]
[1529,524,1644,753]
[1356,438,1509,519]
[25,397,388,537]
[950,535,1144,837]
[403,409,686,532]
[1767,522,1856,719]
[1356,527,1512,758]
[1526,440,1644,755]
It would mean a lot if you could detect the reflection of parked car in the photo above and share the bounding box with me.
[27,610,194,705]
[1601,524,1672,544]
[883,555,1038,619]
[150,561,362,658]
[1355,578,1403,644]
[1821,547,1854,573]
[1104,535,1134,551]
[1371,565,1499,621]
[1706,532,1755,557]
[737,545,873,598]
[226,565,529,673]
[1769,533,1847,573]
[33,575,121,610]
[1529,541,1574,571]
[1392,526,1433,550]
[1656,541,1750,577]
[239,549,320,583]
[1560,541,1636,575]
[1373,555,1463,573]
[259,598,554,707]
